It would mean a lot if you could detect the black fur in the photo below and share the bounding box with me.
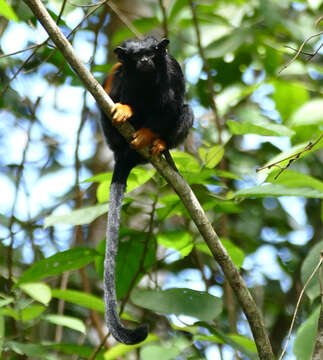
[100,36,193,345]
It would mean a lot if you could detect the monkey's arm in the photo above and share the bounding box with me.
[103,63,164,154]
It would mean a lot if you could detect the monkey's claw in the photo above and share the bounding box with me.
[151,139,166,155]
[111,103,133,124]
[131,128,158,149]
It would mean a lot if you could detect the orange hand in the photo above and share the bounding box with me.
[151,139,166,155]
[111,103,133,124]
[131,128,158,149]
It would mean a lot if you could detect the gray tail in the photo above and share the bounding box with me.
[104,159,148,345]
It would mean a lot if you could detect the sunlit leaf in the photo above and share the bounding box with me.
[51,289,105,312]
[104,334,159,360]
[234,184,323,199]
[227,119,294,137]
[199,145,224,168]
[96,167,155,203]
[0,0,19,21]
[19,282,51,305]
[272,80,309,122]
[0,297,13,308]
[44,203,109,227]
[43,314,86,333]
[157,231,193,257]
[289,99,323,126]
[171,151,200,172]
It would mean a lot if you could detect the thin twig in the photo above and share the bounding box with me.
[188,0,222,144]
[279,30,323,73]
[256,133,323,179]
[158,0,168,38]
[315,15,323,27]
[278,256,323,360]
[107,0,143,39]
[0,43,44,59]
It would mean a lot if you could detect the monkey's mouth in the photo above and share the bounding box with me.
[137,62,155,73]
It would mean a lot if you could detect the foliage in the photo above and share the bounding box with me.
[0,0,323,359]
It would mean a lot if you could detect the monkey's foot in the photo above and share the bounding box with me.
[151,139,166,155]
[111,103,133,124]
[131,128,158,149]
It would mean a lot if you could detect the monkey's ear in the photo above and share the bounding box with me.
[114,46,127,58]
[156,38,169,51]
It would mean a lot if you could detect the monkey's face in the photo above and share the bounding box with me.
[114,36,169,75]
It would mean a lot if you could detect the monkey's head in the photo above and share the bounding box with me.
[114,36,169,74]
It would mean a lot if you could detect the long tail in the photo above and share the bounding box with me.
[104,159,148,345]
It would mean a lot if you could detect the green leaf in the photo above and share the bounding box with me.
[6,341,47,357]
[2,305,45,321]
[260,139,323,177]
[204,27,253,58]
[228,334,257,352]
[267,170,323,193]
[44,203,109,227]
[293,306,319,360]
[96,167,156,203]
[221,239,245,270]
[156,194,188,220]
[141,337,190,360]
[301,240,323,302]
[234,184,323,199]
[289,99,323,127]
[0,297,14,308]
[199,145,224,168]
[17,248,97,285]
[195,238,244,270]
[227,119,294,137]
[0,0,19,21]
[272,81,309,122]
[103,334,159,360]
[20,305,45,321]
[157,231,193,257]
[127,167,156,192]
[196,323,258,359]
[131,288,222,321]
[0,307,17,319]
[116,235,156,298]
[43,314,86,334]
[51,289,105,312]
[19,282,52,305]
[171,151,200,172]
[168,0,189,24]
[48,343,104,359]
[181,168,221,185]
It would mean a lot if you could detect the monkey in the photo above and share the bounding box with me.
[100,35,193,345]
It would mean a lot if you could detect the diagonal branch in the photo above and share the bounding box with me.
[23,1,274,358]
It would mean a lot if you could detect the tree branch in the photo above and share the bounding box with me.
[23,1,274,358]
